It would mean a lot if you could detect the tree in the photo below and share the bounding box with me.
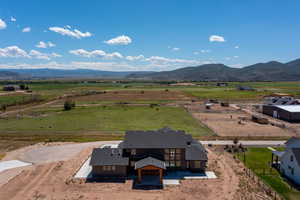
[0,104,6,112]
[64,100,75,111]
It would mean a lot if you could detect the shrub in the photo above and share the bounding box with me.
[0,104,7,112]
[64,100,75,111]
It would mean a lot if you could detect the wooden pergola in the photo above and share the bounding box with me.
[137,165,163,184]
[135,157,166,185]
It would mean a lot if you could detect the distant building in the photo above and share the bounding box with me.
[264,96,300,106]
[89,128,208,185]
[3,85,20,91]
[237,86,254,91]
[262,105,300,122]
[216,82,228,87]
[272,137,300,185]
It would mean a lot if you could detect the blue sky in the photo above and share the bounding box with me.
[0,0,299,71]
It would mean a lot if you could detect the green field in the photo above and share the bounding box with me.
[237,148,300,200]
[0,105,213,136]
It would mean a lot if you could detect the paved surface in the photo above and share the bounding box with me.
[165,171,217,180]
[201,140,286,146]
[74,157,92,179]
[17,141,121,164]
[0,160,32,173]
[163,179,180,185]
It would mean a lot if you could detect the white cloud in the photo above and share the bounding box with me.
[22,27,31,32]
[49,26,92,39]
[233,56,239,58]
[125,55,145,61]
[172,47,180,51]
[11,17,16,22]
[209,35,225,42]
[193,52,199,55]
[0,19,7,30]
[0,46,61,60]
[145,56,201,65]
[36,41,56,48]
[104,35,132,45]
[29,50,62,60]
[0,46,30,58]
[235,46,239,49]
[69,49,123,59]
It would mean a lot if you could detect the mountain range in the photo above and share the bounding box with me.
[1,58,300,81]
[127,59,300,81]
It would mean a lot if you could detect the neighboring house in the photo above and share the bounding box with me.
[262,105,300,122]
[272,137,300,185]
[89,128,208,184]
[3,85,20,91]
[237,86,254,91]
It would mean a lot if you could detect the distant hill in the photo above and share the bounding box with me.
[1,58,300,81]
[0,71,21,80]
[127,59,300,81]
[0,68,153,79]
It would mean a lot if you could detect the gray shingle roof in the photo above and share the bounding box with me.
[185,143,208,161]
[122,127,194,149]
[89,148,129,166]
[135,157,166,169]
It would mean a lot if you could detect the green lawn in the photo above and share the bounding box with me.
[237,148,300,200]
[0,105,213,136]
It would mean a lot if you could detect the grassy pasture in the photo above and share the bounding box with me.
[237,148,300,200]
[0,105,213,136]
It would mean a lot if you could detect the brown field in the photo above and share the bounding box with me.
[189,104,296,137]
[71,90,192,102]
[0,144,272,200]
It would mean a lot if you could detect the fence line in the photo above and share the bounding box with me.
[243,164,283,200]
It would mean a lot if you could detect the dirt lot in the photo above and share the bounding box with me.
[0,144,272,200]
[189,104,296,137]
[71,90,192,102]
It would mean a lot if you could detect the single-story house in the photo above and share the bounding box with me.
[262,105,300,122]
[89,128,208,184]
[272,137,300,185]
[3,85,20,91]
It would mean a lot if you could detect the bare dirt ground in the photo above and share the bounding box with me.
[70,90,192,102]
[0,144,272,200]
[189,103,296,137]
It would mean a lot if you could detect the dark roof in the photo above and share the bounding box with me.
[89,148,129,166]
[135,157,166,169]
[122,127,193,149]
[291,148,300,166]
[285,137,300,147]
[185,142,208,161]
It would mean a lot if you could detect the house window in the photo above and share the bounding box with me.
[170,161,175,167]
[103,166,116,171]
[131,149,136,155]
[176,161,181,167]
[164,153,170,160]
[170,149,176,159]
[130,161,136,167]
[194,161,201,168]
[291,168,294,175]
[291,155,294,162]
